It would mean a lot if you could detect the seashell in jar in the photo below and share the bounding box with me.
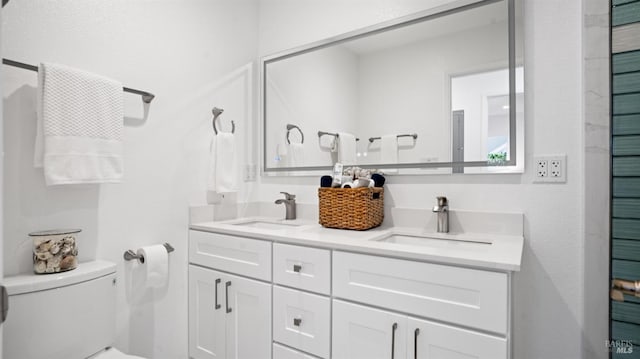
[50,244,60,255]
[37,241,52,252]
[63,236,75,245]
[45,262,55,273]
[48,255,61,268]
[61,245,71,255]
[36,251,52,261]
[34,260,47,274]
[60,255,77,270]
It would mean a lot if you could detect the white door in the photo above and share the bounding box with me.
[408,317,508,359]
[332,300,407,359]
[188,265,227,359]
[225,272,272,359]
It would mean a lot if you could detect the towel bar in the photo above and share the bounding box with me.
[2,58,156,103]
[368,133,418,143]
[317,131,359,141]
[124,243,174,263]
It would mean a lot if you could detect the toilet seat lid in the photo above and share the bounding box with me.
[91,347,147,359]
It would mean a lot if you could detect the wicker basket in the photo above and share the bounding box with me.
[318,187,384,230]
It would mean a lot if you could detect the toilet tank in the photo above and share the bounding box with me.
[3,260,117,359]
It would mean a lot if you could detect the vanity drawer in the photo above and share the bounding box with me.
[189,230,271,281]
[332,251,508,334]
[273,243,331,295]
[273,286,331,359]
[273,343,320,359]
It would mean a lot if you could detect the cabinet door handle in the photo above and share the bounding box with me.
[293,264,302,272]
[414,328,420,359]
[214,278,221,310]
[225,281,232,313]
[293,317,302,326]
[391,322,398,359]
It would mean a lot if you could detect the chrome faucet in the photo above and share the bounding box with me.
[432,196,449,233]
[275,192,297,220]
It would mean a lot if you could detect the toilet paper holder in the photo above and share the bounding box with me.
[124,243,174,263]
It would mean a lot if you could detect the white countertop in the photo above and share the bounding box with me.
[190,215,524,272]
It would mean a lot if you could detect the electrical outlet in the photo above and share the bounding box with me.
[534,155,567,183]
[536,159,548,178]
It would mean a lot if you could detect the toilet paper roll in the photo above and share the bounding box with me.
[137,244,168,288]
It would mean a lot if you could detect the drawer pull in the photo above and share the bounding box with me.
[293,264,302,273]
[414,328,420,359]
[214,278,221,310]
[225,281,232,313]
[293,317,302,326]
[391,322,398,359]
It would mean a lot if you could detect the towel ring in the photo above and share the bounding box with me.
[286,124,304,144]
[212,107,235,134]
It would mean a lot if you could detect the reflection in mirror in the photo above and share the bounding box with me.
[263,0,522,174]
[450,67,524,173]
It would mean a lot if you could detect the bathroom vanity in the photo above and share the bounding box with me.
[187,208,523,359]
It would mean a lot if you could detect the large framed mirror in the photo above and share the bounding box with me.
[261,0,523,175]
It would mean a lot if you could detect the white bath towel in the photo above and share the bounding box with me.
[207,132,238,193]
[380,135,398,164]
[288,143,304,167]
[337,132,357,165]
[34,62,124,185]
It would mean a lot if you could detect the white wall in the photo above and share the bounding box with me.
[258,1,587,358]
[2,0,258,357]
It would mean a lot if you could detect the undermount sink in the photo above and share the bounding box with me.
[231,220,303,230]
[371,233,492,249]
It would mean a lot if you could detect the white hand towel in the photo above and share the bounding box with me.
[337,132,357,165]
[288,143,304,167]
[35,62,124,185]
[207,132,238,193]
[380,135,398,164]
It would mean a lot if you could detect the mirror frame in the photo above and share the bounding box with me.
[260,0,518,174]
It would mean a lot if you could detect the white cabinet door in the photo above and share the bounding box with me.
[225,272,272,359]
[333,251,508,334]
[408,317,507,359]
[273,286,331,358]
[189,230,272,281]
[189,265,227,359]
[332,300,406,359]
[273,243,331,295]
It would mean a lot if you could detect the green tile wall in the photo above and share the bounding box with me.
[613,1,640,26]
[613,50,640,74]
[613,114,640,135]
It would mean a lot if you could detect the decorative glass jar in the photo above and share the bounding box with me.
[29,229,80,274]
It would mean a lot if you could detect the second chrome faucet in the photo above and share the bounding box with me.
[432,196,449,233]
[275,192,297,220]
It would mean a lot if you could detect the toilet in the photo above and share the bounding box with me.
[3,260,145,359]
